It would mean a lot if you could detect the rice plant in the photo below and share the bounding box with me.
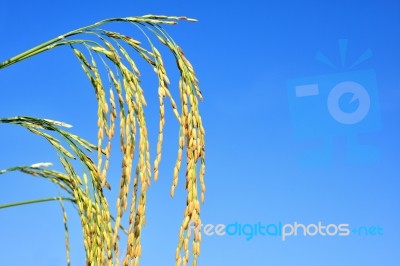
[0,15,205,266]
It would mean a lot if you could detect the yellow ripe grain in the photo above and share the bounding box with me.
[194,201,200,213]
[184,249,189,264]
[184,238,189,251]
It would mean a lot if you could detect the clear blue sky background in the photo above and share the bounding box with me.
[1,1,400,265]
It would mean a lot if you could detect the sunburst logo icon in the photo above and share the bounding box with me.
[287,39,381,166]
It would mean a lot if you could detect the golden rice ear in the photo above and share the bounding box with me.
[1,15,204,266]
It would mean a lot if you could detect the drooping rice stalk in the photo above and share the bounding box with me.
[0,15,205,266]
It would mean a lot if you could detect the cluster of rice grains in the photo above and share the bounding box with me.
[0,116,115,265]
[0,15,205,266]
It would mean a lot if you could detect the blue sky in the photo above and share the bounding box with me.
[1,1,400,265]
